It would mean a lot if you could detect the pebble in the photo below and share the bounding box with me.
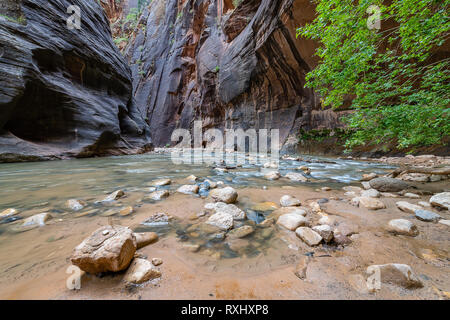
[148,190,170,201]
[312,224,333,242]
[150,178,171,186]
[151,258,163,266]
[209,187,238,204]
[124,258,161,284]
[295,227,323,246]
[100,190,125,202]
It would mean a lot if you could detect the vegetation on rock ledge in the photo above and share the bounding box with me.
[297,0,449,150]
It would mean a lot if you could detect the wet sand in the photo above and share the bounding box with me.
[0,185,449,300]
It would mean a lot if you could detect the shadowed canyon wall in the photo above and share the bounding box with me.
[0,0,152,162]
[125,0,349,152]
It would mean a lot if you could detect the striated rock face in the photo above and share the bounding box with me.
[125,0,348,149]
[0,0,152,162]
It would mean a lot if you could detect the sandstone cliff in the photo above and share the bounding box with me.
[0,0,152,162]
[125,0,349,151]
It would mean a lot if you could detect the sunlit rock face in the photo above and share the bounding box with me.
[0,0,152,162]
[125,0,348,150]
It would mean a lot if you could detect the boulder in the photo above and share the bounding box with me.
[148,190,170,201]
[399,173,430,182]
[361,189,380,198]
[177,185,199,195]
[429,192,450,210]
[209,187,238,204]
[280,195,301,207]
[123,258,161,284]
[358,197,386,210]
[414,210,441,222]
[387,219,419,236]
[396,201,422,213]
[206,212,234,230]
[218,203,246,220]
[295,227,323,246]
[366,264,423,288]
[65,199,85,211]
[71,225,137,274]
[277,214,308,231]
[285,172,308,182]
[369,178,409,192]
[22,213,52,227]
[134,232,158,249]
[264,171,280,180]
[312,225,333,242]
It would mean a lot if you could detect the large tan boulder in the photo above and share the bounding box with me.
[71,225,137,274]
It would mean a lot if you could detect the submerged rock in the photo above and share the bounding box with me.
[148,190,170,201]
[22,212,52,227]
[414,209,441,222]
[65,199,86,211]
[387,219,419,236]
[141,213,170,226]
[0,208,19,218]
[124,258,161,284]
[285,172,308,182]
[366,264,423,289]
[369,178,409,192]
[71,225,137,274]
[280,195,301,207]
[134,232,158,249]
[150,179,171,186]
[209,187,238,204]
[119,206,134,216]
[101,190,125,202]
[227,225,254,239]
[264,171,280,180]
[429,192,450,210]
[251,202,278,211]
[177,185,199,195]
[361,173,377,181]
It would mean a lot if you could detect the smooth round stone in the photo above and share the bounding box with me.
[150,178,171,186]
[0,208,19,218]
[414,209,441,222]
[387,219,419,236]
[177,185,199,195]
[148,190,170,201]
[277,214,308,231]
[429,192,450,210]
[209,187,238,204]
[280,195,301,207]
[396,201,422,213]
[119,206,134,216]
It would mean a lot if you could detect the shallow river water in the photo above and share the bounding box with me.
[0,152,448,299]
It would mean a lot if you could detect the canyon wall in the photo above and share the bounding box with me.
[126,0,349,152]
[0,0,152,162]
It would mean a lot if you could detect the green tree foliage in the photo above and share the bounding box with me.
[297,0,450,149]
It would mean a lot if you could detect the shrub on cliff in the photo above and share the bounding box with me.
[297,0,449,150]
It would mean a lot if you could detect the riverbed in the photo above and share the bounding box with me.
[0,151,448,299]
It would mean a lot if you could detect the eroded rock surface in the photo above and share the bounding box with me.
[0,0,152,162]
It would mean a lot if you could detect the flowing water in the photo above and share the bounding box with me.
[1,152,448,299]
